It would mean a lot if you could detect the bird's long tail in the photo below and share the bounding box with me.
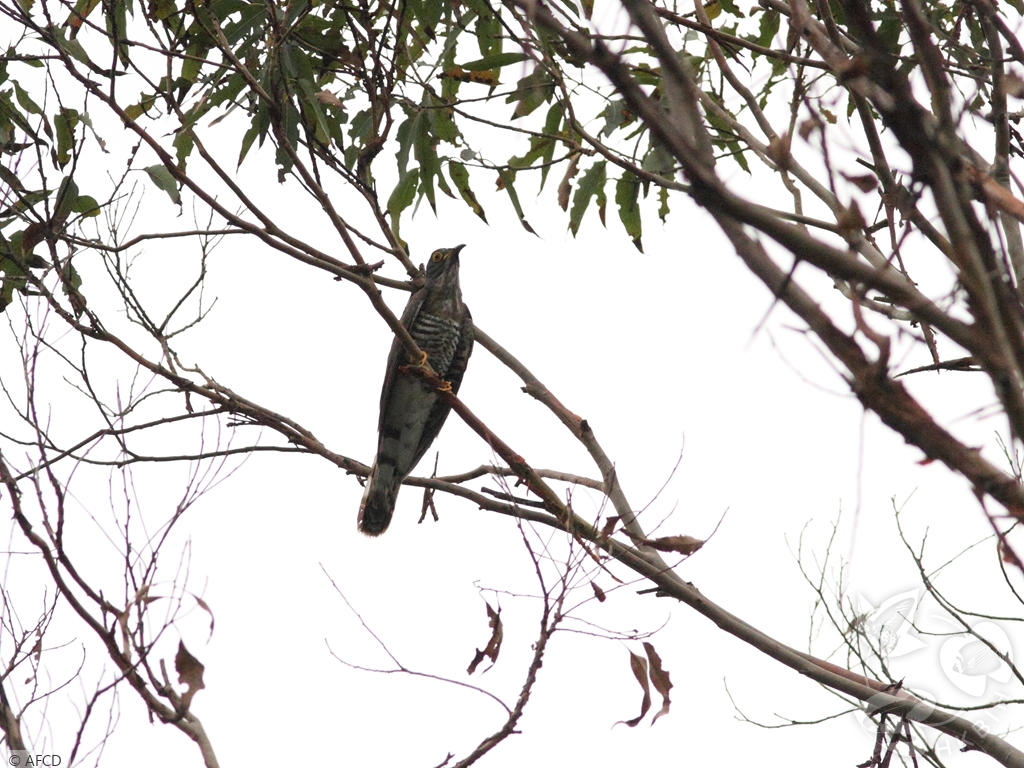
[358,464,398,536]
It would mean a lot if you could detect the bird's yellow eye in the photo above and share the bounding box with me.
[430,250,445,262]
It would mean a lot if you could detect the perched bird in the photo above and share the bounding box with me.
[358,245,474,536]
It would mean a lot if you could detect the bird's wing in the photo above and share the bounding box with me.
[377,286,428,428]
[410,307,474,464]
[446,307,474,395]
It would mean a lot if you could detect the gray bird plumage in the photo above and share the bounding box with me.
[358,245,473,535]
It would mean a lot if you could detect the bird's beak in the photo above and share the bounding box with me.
[452,244,466,258]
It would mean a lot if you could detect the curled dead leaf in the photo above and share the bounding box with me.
[193,594,215,640]
[557,154,580,211]
[615,650,651,728]
[643,641,672,724]
[467,602,503,675]
[591,581,607,602]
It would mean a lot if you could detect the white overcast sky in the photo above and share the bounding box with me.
[23,150,1009,767]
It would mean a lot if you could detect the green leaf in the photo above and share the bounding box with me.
[508,136,553,171]
[149,0,177,20]
[413,110,440,211]
[53,176,79,225]
[144,165,181,205]
[238,121,260,166]
[12,82,42,115]
[0,90,36,136]
[53,107,80,167]
[71,194,100,217]
[508,67,554,119]
[728,139,750,172]
[387,170,418,232]
[601,100,627,137]
[474,11,501,58]
[217,1,264,46]
[284,0,309,27]
[0,188,48,218]
[632,64,661,87]
[877,17,902,54]
[0,262,27,311]
[181,39,209,84]
[539,101,563,189]
[174,128,195,167]
[295,76,332,146]
[62,261,82,292]
[615,174,642,252]
[460,52,529,71]
[0,164,25,193]
[50,26,93,68]
[124,94,158,120]
[496,169,535,234]
[448,162,486,222]
[393,113,415,174]
[753,9,780,47]
[425,93,458,143]
[4,232,41,267]
[569,161,606,236]
[106,0,129,65]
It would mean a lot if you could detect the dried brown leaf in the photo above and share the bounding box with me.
[467,602,503,675]
[175,640,206,710]
[193,594,216,640]
[315,89,343,107]
[643,535,704,556]
[1005,72,1024,99]
[557,154,580,211]
[837,200,866,237]
[836,55,870,82]
[765,134,791,171]
[615,651,650,727]
[591,581,607,602]
[116,607,131,655]
[643,642,672,724]
[442,67,500,86]
[797,117,819,142]
[840,171,878,193]
[599,516,619,540]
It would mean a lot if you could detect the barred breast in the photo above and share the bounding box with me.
[410,310,462,376]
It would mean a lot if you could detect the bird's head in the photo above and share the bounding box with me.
[424,244,465,285]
